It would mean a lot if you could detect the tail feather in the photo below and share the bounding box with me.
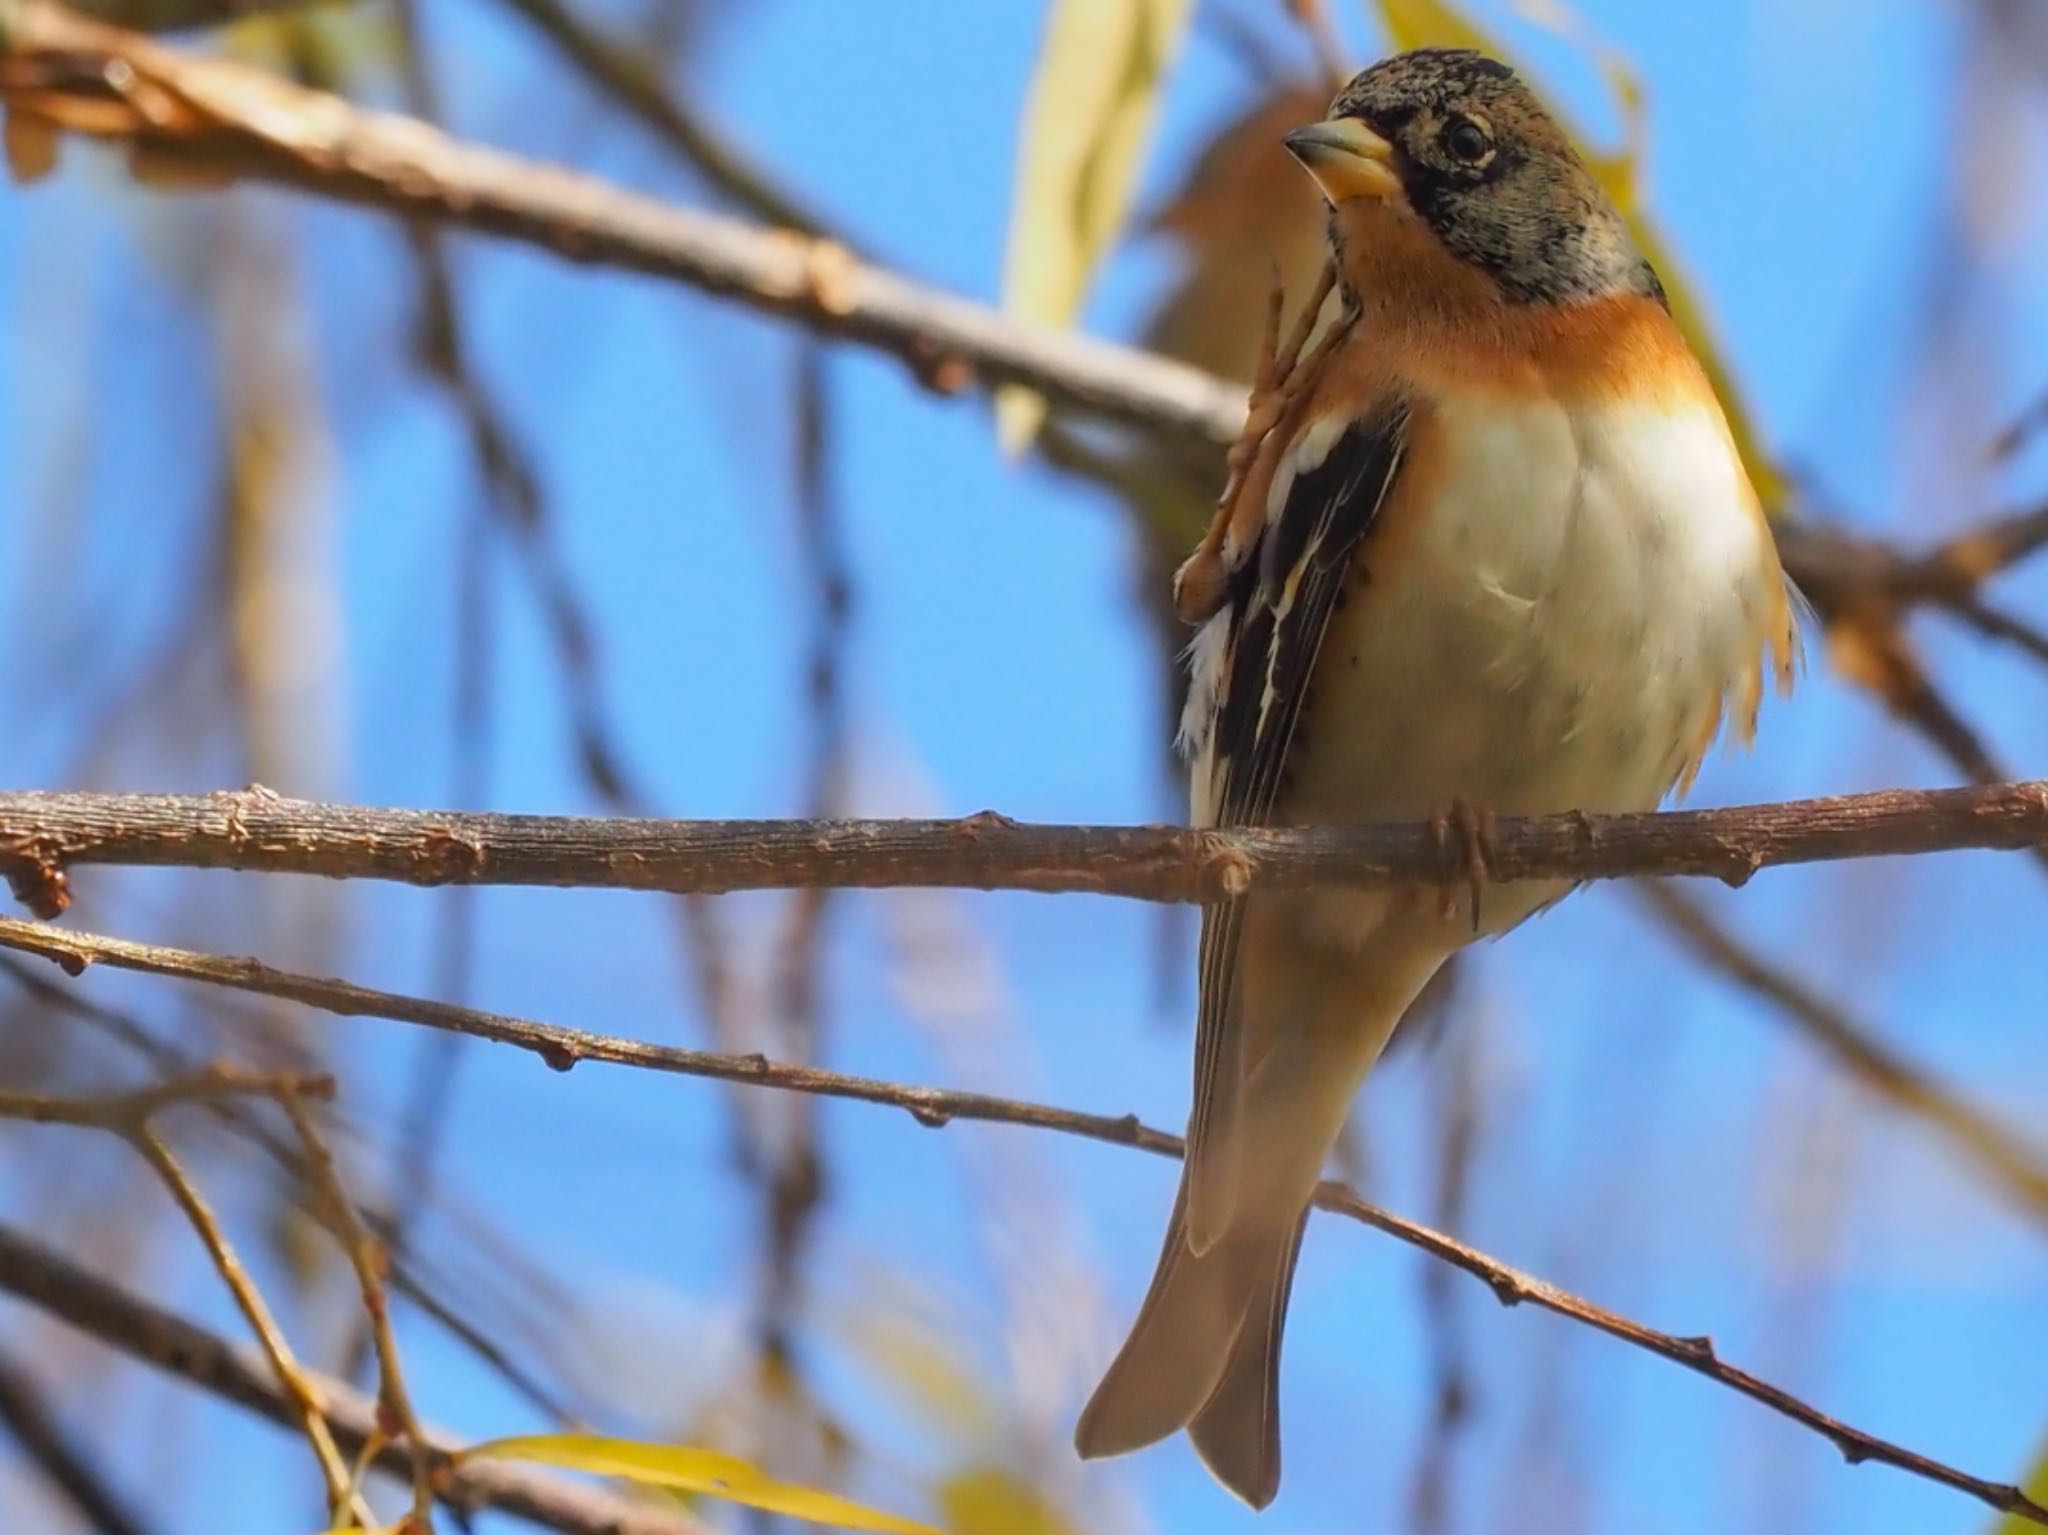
[1076,1022,1354,1483]
[1188,1207,1310,1509]
[1076,928,1449,1505]
[1073,1184,1240,1458]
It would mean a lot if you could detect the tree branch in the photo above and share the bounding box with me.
[488,0,834,237]
[1,914,2043,1525]
[0,1,1243,444]
[7,5,2048,720]
[0,951,587,1427]
[0,1343,155,1535]
[0,1068,374,1525]
[0,783,2043,918]
[7,1,2048,660]
[0,1223,704,1535]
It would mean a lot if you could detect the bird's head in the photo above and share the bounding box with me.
[1284,48,1661,311]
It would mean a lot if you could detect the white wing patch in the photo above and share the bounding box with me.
[1180,610,1232,826]
[1262,413,1350,526]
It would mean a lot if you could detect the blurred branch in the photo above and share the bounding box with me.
[1900,502,2048,593]
[0,952,587,1427]
[2,919,2043,1526]
[1993,389,2048,463]
[7,5,2048,696]
[1196,4,1298,85]
[0,1067,372,1526]
[1637,883,2048,1224]
[2,783,2047,911]
[354,0,502,1402]
[1778,513,2048,846]
[1948,592,2048,669]
[376,0,753,1310]
[0,1343,155,1535]
[489,0,833,236]
[0,1,1243,442]
[750,343,852,1400]
[1778,501,2048,608]
[11,0,2042,831]
[0,1223,706,1535]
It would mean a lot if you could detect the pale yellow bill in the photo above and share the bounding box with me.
[1283,119,1403,203]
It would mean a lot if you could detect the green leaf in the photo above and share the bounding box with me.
[996,0,1194,452]
[459,1433,938,1535]
[1368,0,1782,506]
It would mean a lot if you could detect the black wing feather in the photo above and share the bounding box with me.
[1184,402,1411,1252]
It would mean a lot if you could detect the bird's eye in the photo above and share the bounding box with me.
[1444,118,1493,164]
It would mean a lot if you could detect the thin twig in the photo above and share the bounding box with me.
[0,952,586,1427]
[275,1090,439,1530]
[0,1223,705,1535]
[4,918,2044,1525]
[2,783,2046,913]
[0,1068,372,1526]
[130,1120,377,1528]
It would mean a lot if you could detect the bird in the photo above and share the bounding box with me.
[1073,47,1800,1509]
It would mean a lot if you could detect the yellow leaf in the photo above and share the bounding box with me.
[1992,1432,2048,1535]
[1369,0,1783,506]
[459,1434,938,1535]
[1373,0,1490,53]
[936,1468,1082,1535]
[997,0,1194,452]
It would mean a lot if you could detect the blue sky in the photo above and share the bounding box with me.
[2,1,2047,1533]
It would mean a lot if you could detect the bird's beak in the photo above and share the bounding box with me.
[1283,118,1402,203]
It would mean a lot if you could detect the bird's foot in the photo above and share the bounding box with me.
[1429,797,1498,935]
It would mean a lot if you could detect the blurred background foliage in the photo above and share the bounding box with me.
[2,0,2048,1532]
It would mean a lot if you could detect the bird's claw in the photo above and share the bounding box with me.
[1430,797,1498,934]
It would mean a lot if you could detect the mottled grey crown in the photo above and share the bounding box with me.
[1324,48,1663,308]
[1329,48,1523,127]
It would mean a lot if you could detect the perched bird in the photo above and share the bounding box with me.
[1074,48,1799,1508]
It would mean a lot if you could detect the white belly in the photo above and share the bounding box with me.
[1206,392,1779,938]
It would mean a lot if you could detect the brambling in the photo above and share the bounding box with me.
[1074,48,1799,1507]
